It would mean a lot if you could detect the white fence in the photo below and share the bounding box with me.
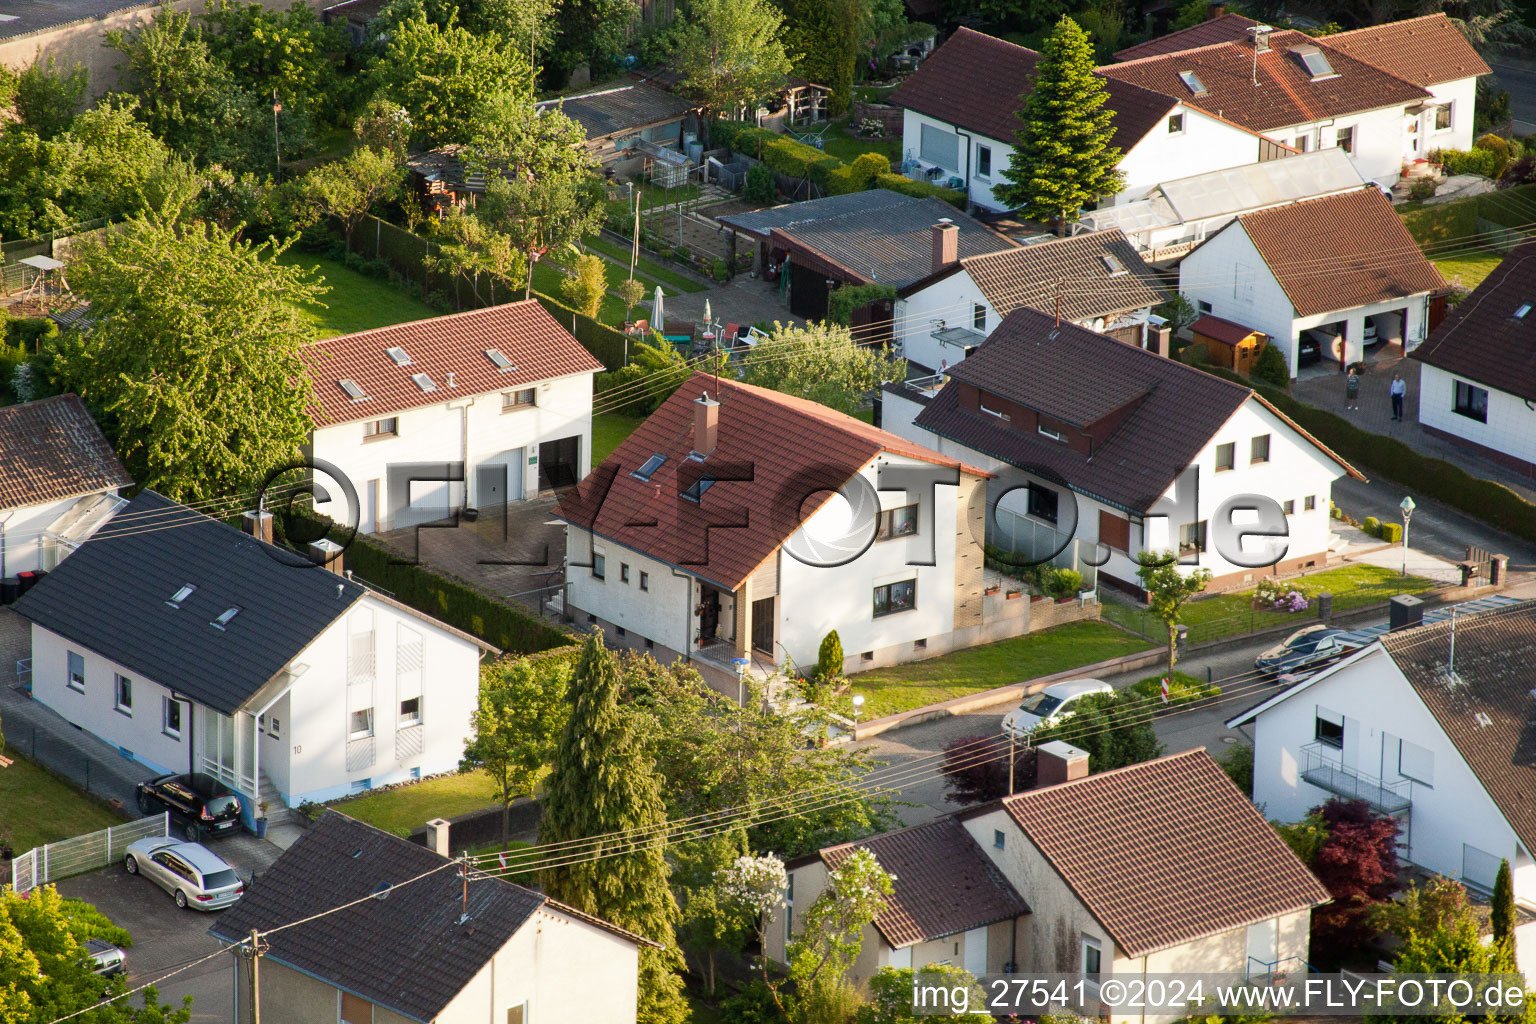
[10,813,169,894]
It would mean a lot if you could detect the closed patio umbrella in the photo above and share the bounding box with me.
[652,285,666,332]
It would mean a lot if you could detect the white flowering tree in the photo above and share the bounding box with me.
[707,853,787,996]
[785,847,894,1022]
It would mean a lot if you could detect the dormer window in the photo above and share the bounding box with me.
[979,400,1010,421]
[1038,425,1065,442]
[211,607,241,631]
[166,584,196,608]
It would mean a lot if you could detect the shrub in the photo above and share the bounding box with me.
[1128,670,1220,706]
[1361,515,1380,536]
[873,172,966,209]
[711,258,728,280]
[1432,146,1498,177]
[1046,567,1083,598]
[1500,155,1536,189]
[1250,341,1289,388]
[742,161,776,203]
[816,629,844,682]
[821,162,861,196]
[942,732,1034,804]
[848,151,892,190]
[1409,177,1438,201]
[1476,132,1513,177]
[1379,521,1403,543]
[1220,741,1254,796]
[1178,341,1210,366]
[760,134,831,179]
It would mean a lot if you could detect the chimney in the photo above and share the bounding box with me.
[308,538,344,575]
[240,509,274,545]
[1036,740,1090,787]
[1248,23,1272,53]
[1207,2,1226,16]
[693,391,720,456]
[931,219,958,273]
[425,817,451,858]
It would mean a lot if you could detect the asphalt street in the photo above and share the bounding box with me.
[1492,59,1536,134]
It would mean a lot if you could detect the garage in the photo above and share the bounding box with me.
[386,461,464,528]
[474,449,524,511]
[537,437,580,494]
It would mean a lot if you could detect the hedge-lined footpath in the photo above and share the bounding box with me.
[710,119,966,209]
[1203,365,1536,547]
[274,510,576,656]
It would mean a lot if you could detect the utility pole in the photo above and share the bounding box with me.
[272,91,282,181]
[250,928,263,1024]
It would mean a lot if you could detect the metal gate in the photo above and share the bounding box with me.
[1466,545,1494,583]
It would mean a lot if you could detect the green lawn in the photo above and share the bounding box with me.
[845,620,1154,719]
[584,235,708,294]
[326,770,502,837]
[815,116,901,166]
[593,411,645,463]
[279,253,438,338]
[1100,564,1436,644]
[0,754,127,853]
[1434,250,1502,292]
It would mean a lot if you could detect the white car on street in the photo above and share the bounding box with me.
[1001,679,1114,740]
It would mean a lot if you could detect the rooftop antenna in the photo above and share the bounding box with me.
[1448,606,1458,676]
[458,855,469,924]
[1054,279,1063,327]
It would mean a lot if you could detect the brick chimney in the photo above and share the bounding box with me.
[425,817,451,858]
[240,509,274,545]
[693,391,720,456]
[1036,740,1090,787]
[931,219,958,273]
[308,538,344,575]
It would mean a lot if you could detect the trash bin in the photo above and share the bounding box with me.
[16,570,44,595]
[0,578,18,606]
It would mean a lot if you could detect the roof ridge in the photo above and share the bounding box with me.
[819,813,967,857]
[305,299,544,348]
[1003,747,1210,804]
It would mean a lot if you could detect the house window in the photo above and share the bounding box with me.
[1027,484,1059,524]
[644,638,654,649]
[163,697,182,739]
[1167,112,1185,134]
[400,697,422,725]
[67,651,84,692]
[1215,442,1235,472]
[877,504,919,540]
[351,778,372,794]
[1304,495,1317,511]
[979,400,1009,421]
[993,829,1005,850]
[593,553,606,580]
[913,638,927,650]
[1293,135,1310,152]
[1197,299,1212,314]
[341,991,374,1024]
[1453,380,1489,422]
[502,388,536,411]
[362,417,397,439]
[616,625,626,637]
[1435,103,1453,131]
[269,717,281,739]
[620,563,631,584]
[1250,434,1271,464]
[1315,708,1344,749]
[1335,126,1354,153]
[1178,520,1207,555]
[1283,499,1295,515]
[919,123,959,169]
[639,571,649,591]
[114,674,132,714]
[873,579,917,617]
[1082,936,1103,981]
[977,145,992,178]
[349,708,375,739]
[973,303,987,330]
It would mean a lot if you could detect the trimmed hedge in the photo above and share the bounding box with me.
[1380,521,1403,543]
[276,510,575,656]
[874,172,966,209]
[531,292,627,370]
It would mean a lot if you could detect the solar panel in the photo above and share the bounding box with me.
[386,346,412,365]
[1516,304,1532,320]
[1178,70,1207,96]
[411,373,437,392]
[485,348,517,372]
[339,379,368,402]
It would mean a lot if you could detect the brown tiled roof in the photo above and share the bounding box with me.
[1113,13,1261,62]
[1385,601,1536,852]
[1321,14,1489,88]
[1002,749,1330,957]
[1412,242,1536,400]
[821,817,1030,948]
[1100,30,1430,133]
[301,301,604,428]
[1191,313,1264,347]
[957,229,1171,320]
[0,394,132,509]
[556,373,986,591]
[1233,189,1445,317]
[889,27,1179,155]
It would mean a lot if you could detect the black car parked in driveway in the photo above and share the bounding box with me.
[136,772,243,841]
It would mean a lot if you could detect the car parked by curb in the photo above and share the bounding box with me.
[1001,679,1114,740]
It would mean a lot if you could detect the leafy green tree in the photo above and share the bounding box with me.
[372,15,530,145]
[783,0,863,115]
[619,277,647,318]
[1173,0,1214,29]
[860,964,992,1023]
[538,632,688,1024]
[1033,690,1164,772]
[1273,810,1329,864]
[424,208,527,306]
[595,340,694,415]
[1219,741,1254,797]
[285,146,404,245]
[673,0,793,124]
[740,321,907,414]
[547,0,634,85]
[353,98,414,156]
[1251,342,1289,388]
[200,0,343,105]
[993,16,1125,232]
[461,656,569,841]
[560,253,608,318]
[14,56,88,140]
[0,885,192,1023]
[783,847,893,1022]
[56,216,321,503]
[715,851,789,991]
[1134,549,1212,682]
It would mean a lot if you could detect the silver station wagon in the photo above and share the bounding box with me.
[123,837,245,911]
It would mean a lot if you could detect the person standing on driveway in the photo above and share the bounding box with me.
[1390,373,1406,421]
[1346,367,1360,411]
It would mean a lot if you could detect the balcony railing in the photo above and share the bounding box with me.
[1301,742,1412,814]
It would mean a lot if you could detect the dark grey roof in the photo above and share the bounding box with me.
[539,84,696,140]
[0,0,150,40]
[210,813,547,1022]
[915,308,1252,513]
[718,190,1016,288]
[12,490,369,715]
[1413,241,1536,402]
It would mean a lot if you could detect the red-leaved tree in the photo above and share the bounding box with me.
[1308,798,1402,963]
[942,734,1036,805]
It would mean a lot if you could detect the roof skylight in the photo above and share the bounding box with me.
[411,373,438,393]
[632,454,668,481]
[339,379,368,402]
[386,346,412,366]
[1516,304,1532,319]
[1101,254,1127,277]
[1292,44,1337,80]
[211,606,241,630]
[1178,70,1207,96]
[681,475,716,503]
[485,348,517,372]
[165,583,196,609]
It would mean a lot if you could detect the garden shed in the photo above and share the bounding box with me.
[1191,314,1268,375]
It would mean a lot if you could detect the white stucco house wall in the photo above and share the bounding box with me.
[1178,188,1445,376]
[212,813,645,1024]
[0,394,132,580]
[882,308,1361,595]
[1227,600,1536,979]
[12,490,492,822]
[301,300,603,533]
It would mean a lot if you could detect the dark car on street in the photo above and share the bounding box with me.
[136,772,243,841]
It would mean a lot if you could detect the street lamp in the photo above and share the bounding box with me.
[1399,496,1416,577]
[851,694,865,735]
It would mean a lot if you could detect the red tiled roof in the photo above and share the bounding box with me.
[1113,13,1261,62]
[301,301,603,427]
[1100,30,1430,133]
[1321,14,1489,88]
[889,27,1179,155]
[1191,313,1264,347]
[0,394,132,509]
[821,817,1030,948]
[1234,189,1445,317]
[555,373,987,591]
[1003,749,1330,957]
[1413,241,1536,401]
